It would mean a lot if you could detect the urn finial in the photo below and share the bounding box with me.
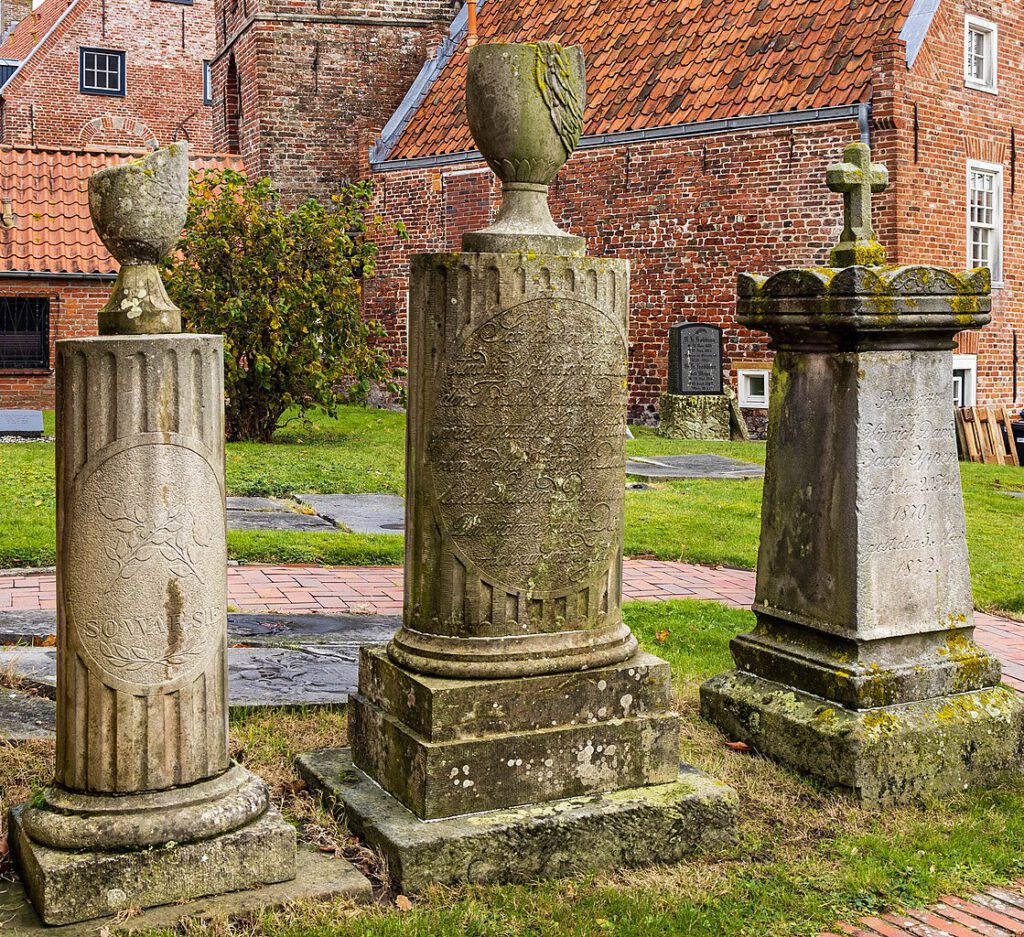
[88,143,189,335]
[462,41,586,255]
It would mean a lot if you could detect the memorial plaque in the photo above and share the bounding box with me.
[0,409,44,437]
[668,323,723,395]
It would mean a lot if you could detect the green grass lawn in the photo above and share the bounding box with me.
[2,407,1022,616]
[3,600,1016,936]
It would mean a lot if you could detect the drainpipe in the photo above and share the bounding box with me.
[858,101,871,146]
[466,0,477,47]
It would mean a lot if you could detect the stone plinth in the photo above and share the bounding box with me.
[658,393,730,440]
[700,262,1024,803]
[13,335,295,924]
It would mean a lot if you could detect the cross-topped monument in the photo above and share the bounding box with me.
[826,141,888,267]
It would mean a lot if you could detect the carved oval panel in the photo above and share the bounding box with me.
[64,437,226,695]
[427,297,627,594]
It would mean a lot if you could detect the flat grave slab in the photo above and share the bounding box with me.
[227,495,340,533]
[0,613,400,712]
[295,493,405,535]
[0,409,44,438]
[626,454,764,481]
[0,688,56,740]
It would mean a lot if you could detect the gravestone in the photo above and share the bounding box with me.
[700,142,1024,804]
[299,40,736,889]
[9,144,297,926]
[660,323,735,440]
[0,409,43,438]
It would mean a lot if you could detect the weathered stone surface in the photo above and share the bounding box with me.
[298,748,738,893]
[228,509,339,533]
[626,454,763,481]
[394,250,636,680]
[87,144,188,334]
[10,805,297,926]
[657,394,730,440]
[701,672,1024,805]
[295,493,405,534]
[0,849,371,937]
[0,688,55,740]
[462,42,585,255]
[54,335,229,793]
[700,145,1015,803]
[350,648,680,819]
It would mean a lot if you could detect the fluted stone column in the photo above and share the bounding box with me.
[299,41,737,891]
[11,145,295,927]
[700,143,1024,804]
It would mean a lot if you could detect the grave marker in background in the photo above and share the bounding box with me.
[0,409,43,438]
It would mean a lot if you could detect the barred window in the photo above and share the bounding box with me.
[967,163,1002,284]
[80,48,125,96]
[0,297,49,370]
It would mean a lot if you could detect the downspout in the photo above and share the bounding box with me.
[858,101,871,146]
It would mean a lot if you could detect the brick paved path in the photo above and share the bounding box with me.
[828,886,1024,935]
[0,559,1019,690]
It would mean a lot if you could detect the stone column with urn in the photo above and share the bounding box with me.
[298,41,737,891]
[10,144,296,926]
[700,142,1024,804]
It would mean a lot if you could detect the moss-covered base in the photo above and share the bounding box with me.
[297,748,738,893]
[10,806,296,926]
[658,394,731,440]
[700,671,1024,805]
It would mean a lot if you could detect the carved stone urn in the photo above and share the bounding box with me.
[88,142,188,334]
[464,41,586,255]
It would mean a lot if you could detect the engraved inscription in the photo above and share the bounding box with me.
[65,440,225,692]
[669,323,722,395]
[428,298,627,593]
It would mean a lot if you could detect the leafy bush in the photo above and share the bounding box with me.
[163,169,397,442]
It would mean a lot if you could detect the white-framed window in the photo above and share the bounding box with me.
[79,47,125,96]
[964,15,998,92]
[952,354,978,408]
[202,60,212,105]
[737,369,770,408]
[967,160,1003,285]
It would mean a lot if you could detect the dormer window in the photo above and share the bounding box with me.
[964,15,997,93]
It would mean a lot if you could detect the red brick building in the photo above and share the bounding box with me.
[213,0,1024,425]
[0,0,230,409]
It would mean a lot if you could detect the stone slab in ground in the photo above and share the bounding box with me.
[228,509,339,533]
[0,687,55,740]
[0,409,43,438]
[297,748,738,893]
[0,847,371,936]
[0,611,400,648]
[625,454,763,481]
[295,493,405,534]
[0,628,397,709]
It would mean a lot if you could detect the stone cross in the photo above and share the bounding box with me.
[826,141,888,267]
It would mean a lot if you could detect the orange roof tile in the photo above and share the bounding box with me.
[0,0,76,62]
[385,0,914,163]
[0,147,242,276]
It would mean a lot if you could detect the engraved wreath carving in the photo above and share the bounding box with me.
[97,499,210,584]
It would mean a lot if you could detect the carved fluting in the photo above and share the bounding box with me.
[400,253,632,676]
[55,335,227,793]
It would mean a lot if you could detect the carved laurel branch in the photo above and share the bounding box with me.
[104,629,206,673]
[534,41,584,159]
[98,499,208,584]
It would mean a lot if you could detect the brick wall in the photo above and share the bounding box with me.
[367,120,864,422]
[871,4,1024,409]
[1,0,29,43]
[211,0,458,204]
[1,0,216,151]
[0,278,110,409]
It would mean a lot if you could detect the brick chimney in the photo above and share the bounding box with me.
[1,0,31,44]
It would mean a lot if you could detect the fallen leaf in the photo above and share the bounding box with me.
[289,779,308,794]
[655,629,670,644]
[724,740,751,752]
[318,844,336,854]
[395,895,413,911]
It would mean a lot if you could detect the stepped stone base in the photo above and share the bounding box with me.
[10,806,297,926]
[349,647,680,819]
[700,670,1024,805]
[296,748,738,892]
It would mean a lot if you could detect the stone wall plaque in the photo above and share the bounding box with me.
[0,409,44,437]
[668,323,723,395]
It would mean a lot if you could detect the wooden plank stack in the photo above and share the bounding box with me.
[955,407,1021,465]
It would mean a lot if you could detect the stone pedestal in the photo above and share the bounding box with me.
[700,263,1024,804]
[301,41,737,890]
[658,393,731,440]
[12,335,295,925]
